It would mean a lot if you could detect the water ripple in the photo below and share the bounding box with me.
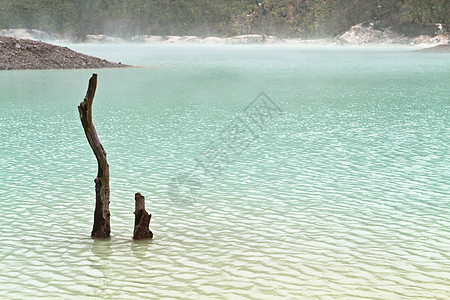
[1,46,450,299]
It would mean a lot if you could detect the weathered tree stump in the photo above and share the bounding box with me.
[133,193,153,240]
[78,74,111,239]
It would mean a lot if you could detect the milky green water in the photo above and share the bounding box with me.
[0,45,449,299]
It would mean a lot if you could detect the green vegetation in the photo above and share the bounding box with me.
[0,0,448,39]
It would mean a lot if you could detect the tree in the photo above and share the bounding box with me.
[78,74,111,239]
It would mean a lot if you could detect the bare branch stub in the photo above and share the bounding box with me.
[78,74,111,239]
[133,193,153,240]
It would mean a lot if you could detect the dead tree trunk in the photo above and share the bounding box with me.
[78,74,111,239]
[133,193,153,239]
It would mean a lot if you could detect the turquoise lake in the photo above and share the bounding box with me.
[0,44,449,299]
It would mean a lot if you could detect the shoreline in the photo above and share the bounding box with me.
[1,29,448,70]
[1,28,449,50]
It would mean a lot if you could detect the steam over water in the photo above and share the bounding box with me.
[0,45,449,299]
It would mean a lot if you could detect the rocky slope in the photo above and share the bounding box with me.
[336,22,449,45]
[0,36,127,70]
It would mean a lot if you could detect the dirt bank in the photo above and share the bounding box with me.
[415,44,450,53]
[0,36,128,70]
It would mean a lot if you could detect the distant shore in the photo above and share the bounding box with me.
[1,27,449,70]
[1,28,449,50]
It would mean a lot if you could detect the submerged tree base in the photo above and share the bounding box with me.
[78,74,155,240]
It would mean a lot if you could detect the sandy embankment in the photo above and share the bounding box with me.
[0,36,128,70]
[415,44,450,52]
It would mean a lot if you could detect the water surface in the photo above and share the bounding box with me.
[0,44,449,299]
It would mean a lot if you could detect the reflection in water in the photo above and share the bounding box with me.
[90,239,113,299]
[131,239,151,260]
